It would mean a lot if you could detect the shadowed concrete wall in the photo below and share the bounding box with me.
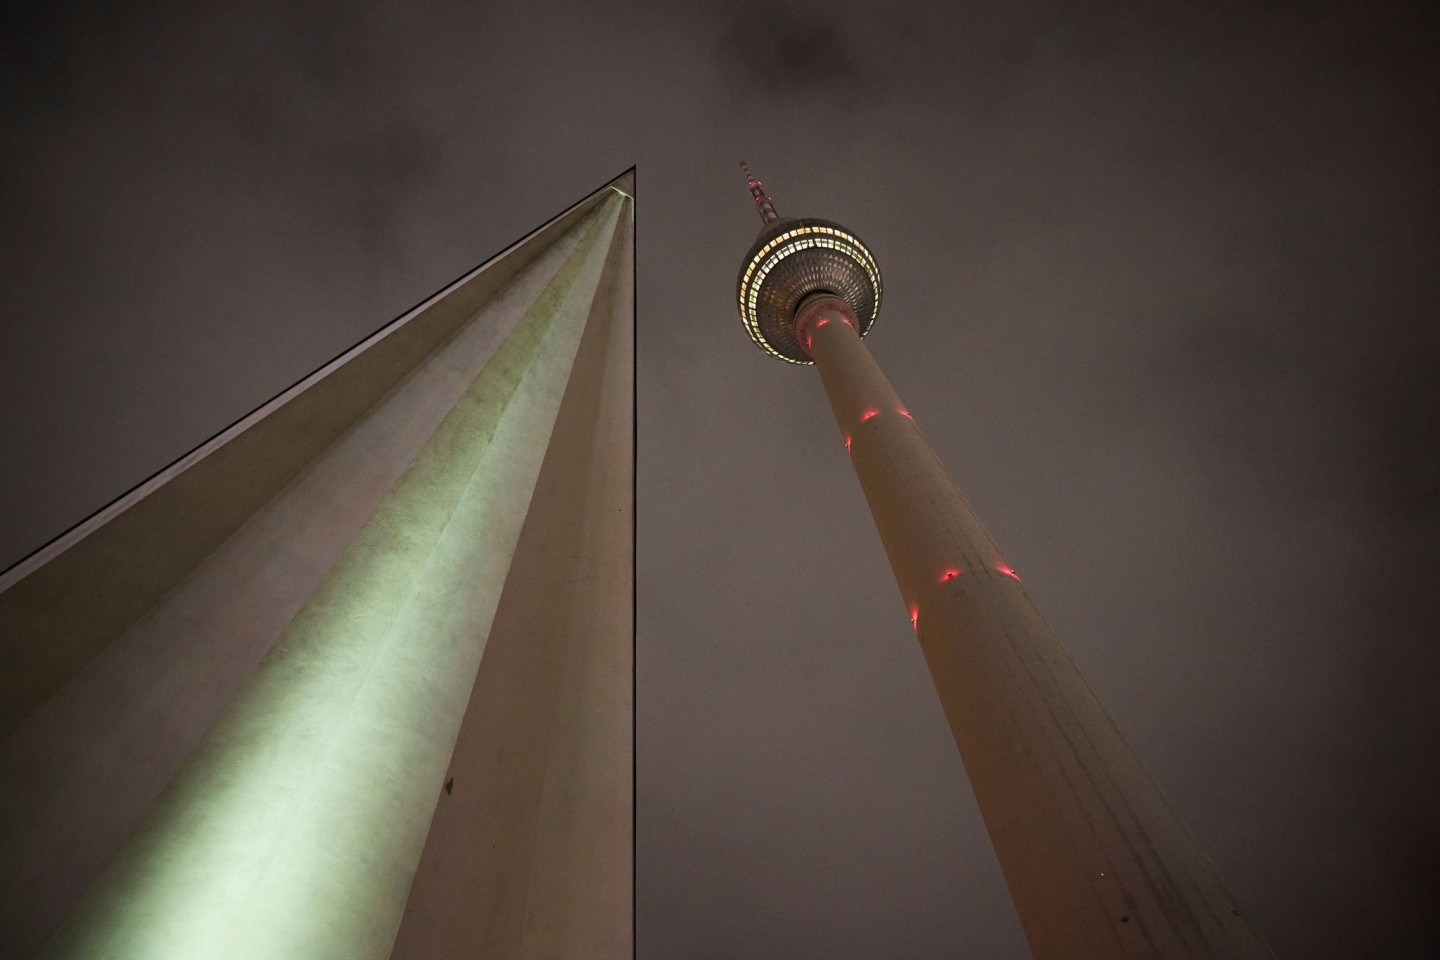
[0,175,633,960]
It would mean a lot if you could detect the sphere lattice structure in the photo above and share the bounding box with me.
[736,217,882,364]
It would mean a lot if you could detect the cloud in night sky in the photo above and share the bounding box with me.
[2,0,1437,956]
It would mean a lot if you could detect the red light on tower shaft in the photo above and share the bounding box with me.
[995,562,1021,582]
[939,568,962,582]
[861,409,879,422]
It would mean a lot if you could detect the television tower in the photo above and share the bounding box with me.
[735,163,1274,959]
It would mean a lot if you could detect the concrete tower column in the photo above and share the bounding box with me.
[2,173,633,960]
[796,296,1273,959]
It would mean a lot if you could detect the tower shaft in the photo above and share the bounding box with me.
[800,299,1273,960]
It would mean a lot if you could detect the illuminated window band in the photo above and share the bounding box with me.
[738,225,883,364]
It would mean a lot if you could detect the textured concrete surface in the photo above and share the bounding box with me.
[0,182,612,743]
[806,304,1274,960]
[0,196,607,959]
[390,191,633,960]
[0,175,632,959]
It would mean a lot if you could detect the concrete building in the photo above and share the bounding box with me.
[735,164,1274,959]
[0,172,634,960]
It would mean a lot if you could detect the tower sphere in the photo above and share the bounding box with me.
[736,217,882,364]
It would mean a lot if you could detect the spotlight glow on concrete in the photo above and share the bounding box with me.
[41,200,623,960]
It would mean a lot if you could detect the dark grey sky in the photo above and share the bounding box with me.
[4,1,1438,956]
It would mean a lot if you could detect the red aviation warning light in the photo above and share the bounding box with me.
[739,160,780,224]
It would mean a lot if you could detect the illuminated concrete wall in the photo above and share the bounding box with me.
[390,173,633,960]
[0,174,633,960]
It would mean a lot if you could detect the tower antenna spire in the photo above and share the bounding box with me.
[739,160,779,224]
